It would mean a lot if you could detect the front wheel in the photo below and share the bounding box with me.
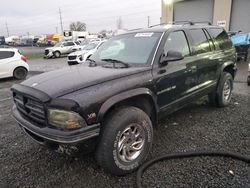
[95,107,153,175]
[54,51,61,58]
[208,72,233,107]
[247,75,250,86]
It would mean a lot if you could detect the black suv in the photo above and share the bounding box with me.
[11,22,237,175]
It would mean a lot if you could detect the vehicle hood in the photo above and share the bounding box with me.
[21,65,150,98]
[68,50,88,56]
[45,47,55,50]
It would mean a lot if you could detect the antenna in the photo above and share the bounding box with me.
[5,22,9,37]
[59,8,64,33]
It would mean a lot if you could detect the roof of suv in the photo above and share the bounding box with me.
[127,23,224,33]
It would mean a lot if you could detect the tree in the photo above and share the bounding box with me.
[69,21,86,31]
[116,17,123,29]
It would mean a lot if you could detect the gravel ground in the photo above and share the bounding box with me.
[0,59,249,188]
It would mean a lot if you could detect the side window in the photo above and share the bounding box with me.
[209,28,232,50]
[204,29,215,51]
[164,31,190,57]
[189,29,211,54]
[64,42,74,46]
[0,51,15,60]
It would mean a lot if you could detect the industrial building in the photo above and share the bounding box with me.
[161,0,250,32]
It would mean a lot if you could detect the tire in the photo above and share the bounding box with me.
[208,72,233,107]
[247,75,250,86]
[13,67,28,80]
[244,54,248,62]
[54,51,61,58]
[95,107,153,176]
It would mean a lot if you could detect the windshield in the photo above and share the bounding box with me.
[82,42,98,50]
[90,32,162,65]
[54,43,62,47]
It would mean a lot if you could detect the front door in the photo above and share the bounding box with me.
[153,30,198,109]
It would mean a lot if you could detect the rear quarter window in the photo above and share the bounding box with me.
[209,28,233,50]
[189,29,211,54]
[0,51,15,60]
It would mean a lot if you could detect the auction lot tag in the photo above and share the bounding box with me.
[135,33,154,37]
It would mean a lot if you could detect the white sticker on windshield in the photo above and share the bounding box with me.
[135,33,154,37]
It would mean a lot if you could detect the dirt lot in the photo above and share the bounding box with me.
[0,58,249,188]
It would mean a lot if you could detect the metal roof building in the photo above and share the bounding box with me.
[161,0,250,32]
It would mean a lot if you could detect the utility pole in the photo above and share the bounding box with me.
[56,26,58,33]
[147,16,150,28]
[5,22,9,36]
[59,8,63,33]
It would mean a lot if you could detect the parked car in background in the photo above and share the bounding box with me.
[231,32,250,61]
[0,48,29,79]
[72,38,103,52]
[67,40,105,65]
[44,41,80,58]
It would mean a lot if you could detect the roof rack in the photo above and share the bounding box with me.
[193,21,212,25]
[128,28,143,31]
[149,21,212,28]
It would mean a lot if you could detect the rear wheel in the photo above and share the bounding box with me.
[95,107,153,175]
[208,72,233,107]
[13,67,28,80]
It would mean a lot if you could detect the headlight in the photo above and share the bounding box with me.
[48,109,87,129]
[78,55,83,61]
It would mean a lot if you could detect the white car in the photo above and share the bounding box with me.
[67,41,105,65]
[71,39,102,52]
[0,48,29,79]
[44,41,80,58]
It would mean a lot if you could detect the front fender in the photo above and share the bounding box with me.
[97,88,157,122]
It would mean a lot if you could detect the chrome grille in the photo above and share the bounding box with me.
[14,93,45,126]
[68,55,77,60]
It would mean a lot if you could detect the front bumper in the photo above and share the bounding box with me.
[12,106,100,144]
[44,51,54,58]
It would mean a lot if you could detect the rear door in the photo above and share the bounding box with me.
[209,28,235,72]
[153,30,198,109]
[0,51,16,78]
[187,28,218,90]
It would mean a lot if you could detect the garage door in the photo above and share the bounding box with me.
[173,0,214,23]
[230,0,250,32]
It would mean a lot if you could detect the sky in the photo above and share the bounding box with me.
[0,0,161,36]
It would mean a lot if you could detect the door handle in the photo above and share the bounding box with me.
[190,66,197,73]
[158,69,166,74]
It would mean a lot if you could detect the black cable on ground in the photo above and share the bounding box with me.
[136,151,250,188]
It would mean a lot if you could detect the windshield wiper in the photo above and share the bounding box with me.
[101,58,129,68]
[87,58,97,67]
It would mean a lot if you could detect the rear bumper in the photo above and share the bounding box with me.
[12,106,100,144]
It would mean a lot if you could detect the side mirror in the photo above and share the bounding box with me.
[160,51,184,66]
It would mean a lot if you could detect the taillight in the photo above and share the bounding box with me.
[21,55,27,62]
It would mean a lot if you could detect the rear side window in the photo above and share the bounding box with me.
[164,31,190,57]
[209,28,232,50]
[0,51,15,60]
[189,29,211,54]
